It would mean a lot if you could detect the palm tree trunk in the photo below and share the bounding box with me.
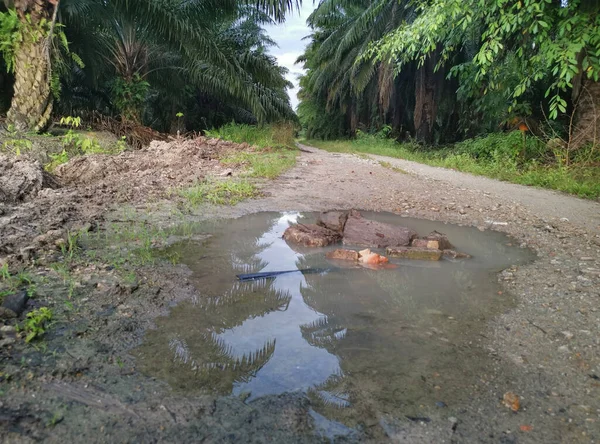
[6,0,56,132]
[413,48,444,144]
[570,78,600,151]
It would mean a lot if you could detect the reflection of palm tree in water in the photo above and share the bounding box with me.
[139,278,292,394]
[137,214,291,394]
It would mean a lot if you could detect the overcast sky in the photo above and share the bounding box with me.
[264,4,316,110]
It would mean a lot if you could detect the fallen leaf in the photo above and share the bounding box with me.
[503,392,520,412]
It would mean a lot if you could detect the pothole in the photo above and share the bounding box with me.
[133,211,534,428]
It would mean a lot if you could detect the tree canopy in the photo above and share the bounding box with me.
[298,0,600,146]
[0,0,301,132]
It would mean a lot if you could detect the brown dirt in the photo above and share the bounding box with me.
[1,142,599,443]
[0,136,249,264]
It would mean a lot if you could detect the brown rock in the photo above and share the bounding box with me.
[283,224,341,247]
[443,250,472,259]
[326,249,359,261]
[386,247,442,261]
[317,211,349,233]
[411,239,442,250]
[425,231,453,250]
[343,210,417,248]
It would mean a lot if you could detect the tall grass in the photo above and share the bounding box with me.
[206,122,296,149]
[306,131,600,199]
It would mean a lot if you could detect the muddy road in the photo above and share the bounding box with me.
[1,143,599,443]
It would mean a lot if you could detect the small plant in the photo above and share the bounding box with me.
[179,178,259,206]
[22,307,53,343]
[116,136,128,152]
[61,230,81,262]
[59,116,82,128]
[0,263,9,281]
[1,138,33,155]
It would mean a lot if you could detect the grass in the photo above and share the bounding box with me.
[179,178,259,206]
[206,122,296,149]
[220,149,297,179]
[305,132,600,199]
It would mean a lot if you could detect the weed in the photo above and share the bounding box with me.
[61,230,82,263]
[0,265,36,300]
[21,307,53,343]
[179,178,259,206]
[379,161,409,174]
[0,263,9,281]
[220,149,297,179]
[46,410,64,427]
[1,137,33,155]
[207,122,296,149]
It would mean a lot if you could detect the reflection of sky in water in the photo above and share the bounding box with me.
[218,213,341,399]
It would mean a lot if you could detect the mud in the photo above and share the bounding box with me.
[1,143,599,443]
[0,136,248,263]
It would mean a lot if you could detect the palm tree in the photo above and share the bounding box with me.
[3,0,301,132]
[5,0,59,131]
[298,0,427,140]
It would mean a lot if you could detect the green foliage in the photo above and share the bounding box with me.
[46,149,70,171]
[1,138,33,156]
[369,0,600,121]
[207,122,296,149]
[112,75,150,122]
[0,9,21,73]
[220,149,297,179]
[179,178,259,206]
[22,307,53,343]
[45,117,128,170]
[307,132,600,199]
[0,265,36,301]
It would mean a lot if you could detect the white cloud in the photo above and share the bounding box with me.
[264,4,315,110]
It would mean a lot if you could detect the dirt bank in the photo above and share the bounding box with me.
[1,143,599,443]
[0,136,249,264]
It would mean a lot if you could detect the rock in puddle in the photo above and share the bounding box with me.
[387,247,443,261]
[343,210,417,248]
[283,223,341,247]
[317,211,348,233]
[326,249,359,261]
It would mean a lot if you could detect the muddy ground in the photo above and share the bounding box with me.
[1,139,599,443]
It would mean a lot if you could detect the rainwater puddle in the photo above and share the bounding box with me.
[134,212,534,429]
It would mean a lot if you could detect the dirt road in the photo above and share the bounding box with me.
[1,143,599,443]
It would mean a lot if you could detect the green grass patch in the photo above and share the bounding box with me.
[378,160,409,174]
[207,122,296,149]
[220,149,297,179]
[179,178,259,206]
[306,132,600,199]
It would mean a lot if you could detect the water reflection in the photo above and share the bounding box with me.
[134,212,534,425]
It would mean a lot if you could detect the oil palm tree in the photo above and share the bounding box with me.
[2,0,301,132]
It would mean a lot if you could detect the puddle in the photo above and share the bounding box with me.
[133,212,534,428]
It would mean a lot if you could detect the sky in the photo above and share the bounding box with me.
[264,4,316,110]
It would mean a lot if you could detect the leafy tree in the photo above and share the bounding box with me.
[368,0,600,145]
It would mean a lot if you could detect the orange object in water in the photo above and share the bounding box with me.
[358,249,390,265]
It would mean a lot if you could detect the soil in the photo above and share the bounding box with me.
[0,136,249,263]
[1,141,599,443]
